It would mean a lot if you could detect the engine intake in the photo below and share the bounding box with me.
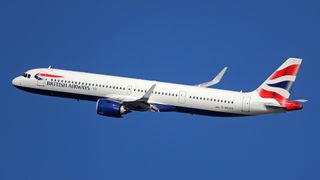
[96,99,128,118]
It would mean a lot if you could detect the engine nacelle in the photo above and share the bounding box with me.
[96,99,128,118]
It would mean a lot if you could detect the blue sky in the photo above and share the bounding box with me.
[1,0,319,179]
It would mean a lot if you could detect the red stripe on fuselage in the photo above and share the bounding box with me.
[270,64,299,80]
[38,73,63,78]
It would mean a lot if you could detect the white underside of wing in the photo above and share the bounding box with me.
[104,94,140,102]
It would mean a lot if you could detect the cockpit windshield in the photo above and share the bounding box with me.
[23,73,31,78]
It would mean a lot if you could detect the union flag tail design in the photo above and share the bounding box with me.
[256,58,302,105]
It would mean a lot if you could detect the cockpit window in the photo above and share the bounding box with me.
[23,73,31,78]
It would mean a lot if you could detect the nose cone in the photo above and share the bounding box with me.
[12,77,21,87]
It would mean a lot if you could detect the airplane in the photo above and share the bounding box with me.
[12,58,306,118]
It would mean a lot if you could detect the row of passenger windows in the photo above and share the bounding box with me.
[51,78,180,96]
[50,78,234,104]
[189,96,234,104]
[52,78,114,88]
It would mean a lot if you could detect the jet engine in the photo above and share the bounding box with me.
[96,99,129,118]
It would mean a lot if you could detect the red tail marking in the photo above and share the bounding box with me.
[270,64,299,80]
[259,89,303,111]
[258,89,286,105]
[285,100,303,111]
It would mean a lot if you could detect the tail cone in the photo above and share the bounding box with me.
[285,100,303,111]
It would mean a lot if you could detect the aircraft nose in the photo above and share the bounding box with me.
[12,77,21,86]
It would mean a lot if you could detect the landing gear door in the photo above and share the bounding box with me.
[36,72,46,87]
[242,96,251,112]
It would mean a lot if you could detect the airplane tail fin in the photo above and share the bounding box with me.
[256,58,302,103]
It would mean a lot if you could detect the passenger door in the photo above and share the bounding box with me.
[178,91,187,104]
[242,96,251,112]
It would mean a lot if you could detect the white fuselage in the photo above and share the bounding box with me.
[12,68,284,117]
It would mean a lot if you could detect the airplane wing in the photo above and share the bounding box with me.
[196,67,228,88]
[104,84,159,112]
[104,94,140,102]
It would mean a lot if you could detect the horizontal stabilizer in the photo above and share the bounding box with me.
[293,99,308,103]
[196,67,228,88]
[264,103,286,109]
